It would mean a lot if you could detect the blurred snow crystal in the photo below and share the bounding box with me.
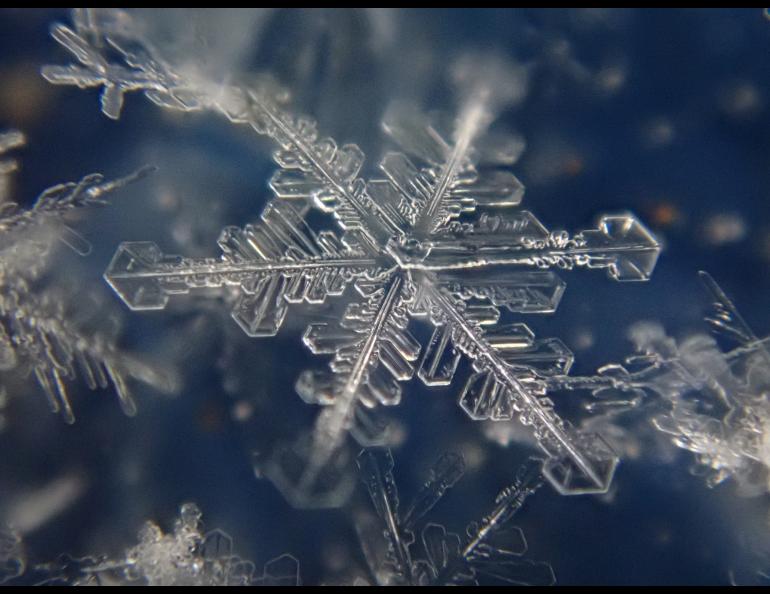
[0,128,177,424]
[354,449,554,585]
[582,272,770,494]
[11,503,298,586]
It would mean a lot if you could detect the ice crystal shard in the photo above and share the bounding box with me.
[0,134,174,423]
[375,102,525,236]
[22,503,299,586]
[105,200,383,325]
[0,166,154,258]
[581,272,770,492]
[413,212,660,282]
[416,282,619,495]
[647,273,770,491]
[0,279,174,423]
[115,503,296,586]
[357,449,554,586]
[42,17,198,120]
[46,9,662,501]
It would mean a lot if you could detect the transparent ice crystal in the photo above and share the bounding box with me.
[355,449,555,585]
[0,131,176,423]
[45,8,661,502]
[20,503,299,586]
[581,272,770,493]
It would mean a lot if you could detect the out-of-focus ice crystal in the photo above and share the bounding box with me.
[13,503,299,586]
[580,272,770,494]
[355,449,555,585]
[0,132,177,424]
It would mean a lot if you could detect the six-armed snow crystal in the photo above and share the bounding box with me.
[42,8,662,503]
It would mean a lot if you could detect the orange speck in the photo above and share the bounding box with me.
[649,202,680,227]
[563,155,584,176]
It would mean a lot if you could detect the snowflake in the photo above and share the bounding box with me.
[44,8,661,504]
[580,272,770,493]
[354,448,555,586]
[0,131,177,424]
[11,503,299,586]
